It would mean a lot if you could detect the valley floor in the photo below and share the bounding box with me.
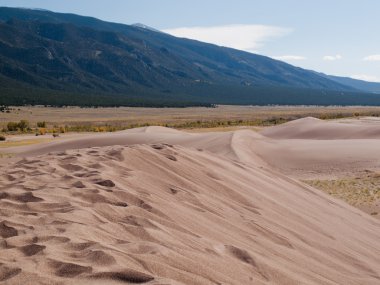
[2,105,380,131]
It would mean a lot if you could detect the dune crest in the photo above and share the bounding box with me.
[261,117,380,139]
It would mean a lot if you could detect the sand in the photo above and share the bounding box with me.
[261,116,380,140]
[0,118,380,284]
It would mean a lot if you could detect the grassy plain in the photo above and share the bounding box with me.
[304,171,380,216]
[0,138,53,148]
[2,105,380,131]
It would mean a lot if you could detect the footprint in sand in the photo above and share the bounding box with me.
[87,163,104,169]
[59,163,84,172]
[0,221,18,238]
[165,154,177,161]
[74,171,100,178]
[70,250,116,266]
[13,192,44,203]
[95,180,116,187]
[105,148,125,161]
[0,264,22,282]
[48,260,92,278]
[225,245,269,280]
[151,144,165,150]
[19,244,46,256]
[89,270,154,283]
[72,181,86,188]
[0,192,9,200]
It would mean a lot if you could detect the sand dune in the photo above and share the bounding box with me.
[1,119,380,284]
[10,121,380,179]
[261,117,380,139]
[257,118,380,178]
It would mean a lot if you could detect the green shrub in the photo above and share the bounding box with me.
[37,121,46,128]
[18,120,29,131]
[6,120,30,132]
[7,121,19,131]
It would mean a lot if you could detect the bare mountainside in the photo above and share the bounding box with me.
[0,120,380,284]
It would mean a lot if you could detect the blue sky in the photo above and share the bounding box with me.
[1,0,379,82]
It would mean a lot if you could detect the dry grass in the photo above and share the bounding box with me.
[0,152,14,158]
[0,138,53,148]
[2,105,380,131]
[304,171,380,215]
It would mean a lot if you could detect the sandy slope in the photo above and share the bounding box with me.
[257,118,380,178]
[0,120,380,284]
[261,117,380,140]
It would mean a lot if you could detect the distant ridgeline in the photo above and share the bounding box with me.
[1,7,380,107]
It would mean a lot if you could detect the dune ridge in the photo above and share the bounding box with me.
[0,119,380,284]
[261,117,380,139]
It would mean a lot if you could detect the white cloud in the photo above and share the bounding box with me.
[363,55,380,61]
[323,54,342,61]
[351,74,380,82]
[162,24,292,53]
[271,55,306,61]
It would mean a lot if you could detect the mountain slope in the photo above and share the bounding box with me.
[0,7,353,90]
[1,7,380,106]
[327,75,380,94]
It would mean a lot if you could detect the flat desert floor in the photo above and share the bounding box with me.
[0,117,380,284]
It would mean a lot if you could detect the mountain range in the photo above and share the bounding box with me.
[1,7,380,107]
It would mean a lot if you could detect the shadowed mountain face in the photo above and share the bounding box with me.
[326,75,380,94]
[1,7,380,107]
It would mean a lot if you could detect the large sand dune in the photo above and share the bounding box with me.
[10,119,380,179]
[261,116,380,140]
[259,117,380,178]
[1,119,380,284]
